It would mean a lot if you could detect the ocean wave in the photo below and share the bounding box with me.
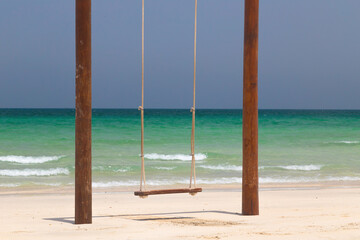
[274,165,323,171]
[93,178,242,187]
[144,153,207,161]
[92,166,130,173]
[0,182,69,188]
[198,165,322,171]
[84,176,360,187]
[337,141,359,144]
[0,168,70,177]
[27,182,64,187]
[0,155,65,164]
[153,166,177,170]
[325,141,360,144]
[260,177,308,183]
[259,176,360,183]
[322,176,360,181]
[197,177,242,184]
[92,166,105,171]
[93,179,187,187]
[0,183,21,188]
[2,175,360,188]
[199,165,242,171]
[93,181,139,188]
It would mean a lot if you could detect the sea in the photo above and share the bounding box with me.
[0,109,360,189]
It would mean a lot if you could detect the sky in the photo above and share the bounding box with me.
[0,0,359,109]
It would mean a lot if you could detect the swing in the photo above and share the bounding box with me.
[134,0,202,198]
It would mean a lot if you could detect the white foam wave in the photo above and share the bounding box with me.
[93,181,139,188]
[144,153,207,161]
[153,167,177,170]
[259,176,360,183]
[92,166,105,170]
[198,165,322,171]
[0,168,70,177]
[199,165,242,171]
[325,141,360,144]
[0,155,65,164]
[323,176,360,181]
[34,182,63,187]
[335,141,359,144]
[93,178,242,187]
[197,177,242,184]
[0,183,21,188]
[276,165,323,171]
[93,179,187,188]
[2,175,359,188]
[93,166,130,173]
[260,177,306,183]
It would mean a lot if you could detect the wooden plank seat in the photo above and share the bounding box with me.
[134,188,202,197]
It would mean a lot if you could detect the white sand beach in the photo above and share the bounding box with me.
[1,185,360,240]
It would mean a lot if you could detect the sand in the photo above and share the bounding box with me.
[1,185,360,239]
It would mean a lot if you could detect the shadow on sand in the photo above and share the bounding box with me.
[43,210,242,225]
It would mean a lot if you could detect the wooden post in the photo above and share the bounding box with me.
[75,0,92,224]
[242,0,259,215]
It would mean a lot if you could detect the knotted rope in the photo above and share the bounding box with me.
[189,0,198,191]
[139,0,198,195]
[139,0,146,194]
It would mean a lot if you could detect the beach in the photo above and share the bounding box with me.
[1,184,360,239]
[1,109,360,238]
[2,0,360,238]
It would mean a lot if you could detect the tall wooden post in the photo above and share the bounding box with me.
[75,0,92,224]
[242,0,259,215]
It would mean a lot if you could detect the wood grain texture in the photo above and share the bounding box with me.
[134,188,202,197]
[75,0,92,224]
[242,0,259,215]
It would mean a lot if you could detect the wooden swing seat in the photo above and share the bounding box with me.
[134,188,202,197]
[135,1,200,199]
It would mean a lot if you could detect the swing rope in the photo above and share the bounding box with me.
[139,0,146,192]
[189,0,197,189]
[138,0,198,193]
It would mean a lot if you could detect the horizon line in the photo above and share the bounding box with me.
[0,108,360,111]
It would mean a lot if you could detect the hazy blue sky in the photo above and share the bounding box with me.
[0,0,359,109]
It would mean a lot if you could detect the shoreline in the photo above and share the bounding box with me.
[1,180,359,196]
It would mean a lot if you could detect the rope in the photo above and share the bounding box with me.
[189,0,197,189]
[139,0,146,192]
[138,0,198,193]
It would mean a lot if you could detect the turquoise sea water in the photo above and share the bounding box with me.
[0,109,360,188]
